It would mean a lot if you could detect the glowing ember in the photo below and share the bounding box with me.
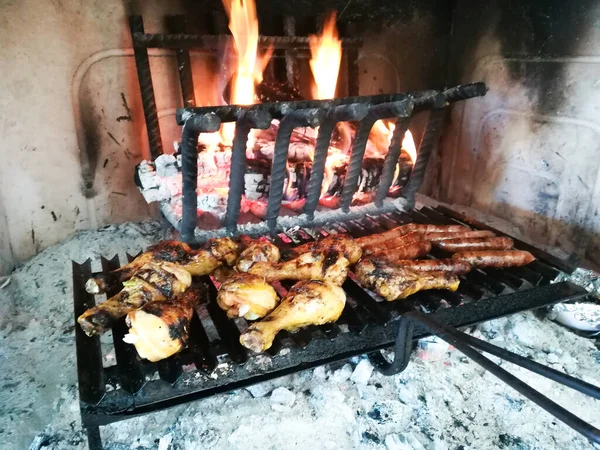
[309,13,342,100]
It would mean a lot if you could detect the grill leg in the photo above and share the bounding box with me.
[86,425,102,450]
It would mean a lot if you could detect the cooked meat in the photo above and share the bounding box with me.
[236,238,280,272]
[452,250,535,268]
[78,261,192,336]
[355,258,460,301]
[394,259,472,275]
[123,285,202,362]
[211,266,238,283]
[85,238,240,294]
[423,230,496,241]
[248,250,350,286]
[240,280,346,352]
[362,231,423,255]
[217,273,279,320]
[288,235,363,264]
[435,237,514,252]
[356,224,469,248]
[367,240,432,261]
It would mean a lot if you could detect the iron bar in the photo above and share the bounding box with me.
[132,32,362,50]
[304,104,369,219]
[169,16,196,108]
[129,16,163,159]
[340,100,413,212]
[375,116,413,207]
[267,109,324,229]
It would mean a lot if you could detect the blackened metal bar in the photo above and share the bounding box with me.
[340,100,413,212]
[102,256,145,394]
[72,260,106,404]
[224,110,272,233]
[157,357,183,384]
[129,16,163,159]
[267,109,324,229]
[187,311,218,373]
[132,33,363,50]
[375,116,412,207]
[407,312,600,444]
[180,114,221,243]
[283,17,299,89]
[442,82,488,102]
[170,16,196,108]
[402,99,446,207]
[304,104,369,219]
[176,83,487,125]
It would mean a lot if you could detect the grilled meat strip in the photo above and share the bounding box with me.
[85,238,239,294]
[452,250,535,268]
[248,250,350,286]
[240,280,346,352]
[362,231,423,256]
[236,238,280,272]
[367,240,432,262]
[287,235,363,264]
[423,230,496,241]
[78,261,192,336]
[435,237,514,252]
[394,259,472,275]
[123,284,203,362]
[356,224,468,248]
[355,258,460,301]
[217,273,279,320]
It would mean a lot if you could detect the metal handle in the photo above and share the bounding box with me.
[369,310,600,445]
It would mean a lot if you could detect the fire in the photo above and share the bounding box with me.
[309,13,342,100]
[372,120,417,163]
[220,0,273,144]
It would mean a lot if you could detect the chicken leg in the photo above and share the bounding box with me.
[240,280,346,352]
[217,273,279,320]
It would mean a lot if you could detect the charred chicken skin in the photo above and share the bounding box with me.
[248,250,350,286]
[240,280,346,352]
[77,261,192,336]
[85,238,239,294]
[287,235,363,264]
[217,273,279,320]
[236,238,281,272]
[355,258,460,301]
[123,284,202,362]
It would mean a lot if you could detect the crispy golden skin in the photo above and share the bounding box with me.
[240,280,346,352]
[355,258,460,301]
[248,250,350,286]
[123,285,202,362]
[217,273,279,320]
[78,261,192,336]
[288,235,363,264]
[236,238,281,272]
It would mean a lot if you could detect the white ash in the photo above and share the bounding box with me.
[0,222,599,449]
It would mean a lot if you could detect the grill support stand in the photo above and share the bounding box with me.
[369,310,600,445]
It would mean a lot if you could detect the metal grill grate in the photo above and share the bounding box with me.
[73,206,587,434]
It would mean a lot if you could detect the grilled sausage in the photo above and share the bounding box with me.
[424,230,496,242]
[452,250,535,268]
[369,240,432,262]
[436,237,514,252]
[357,224,469,248]
[394,259,472,275]
[362,231,423,255]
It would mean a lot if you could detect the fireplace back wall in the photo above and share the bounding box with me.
[0,0,451,274]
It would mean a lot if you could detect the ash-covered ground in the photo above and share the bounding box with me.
[1,221,599,450]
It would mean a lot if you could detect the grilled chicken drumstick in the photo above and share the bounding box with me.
[85,238,239,294]
[394,259,472,275]
[355,258,460,301]
[240,280,346,352]
[217,273,279,320]
[123,284,203,362]
[248,250,350,286]
[236,237,280,272]
[78,261,192,336]
[287,235,363,264]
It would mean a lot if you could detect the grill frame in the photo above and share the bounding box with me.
[73,206,588,440]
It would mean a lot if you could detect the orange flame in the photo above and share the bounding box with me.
[371,120,417,163]
[221,0,273,144]
[309,13,342,100]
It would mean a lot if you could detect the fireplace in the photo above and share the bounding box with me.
[2,0,600,449]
